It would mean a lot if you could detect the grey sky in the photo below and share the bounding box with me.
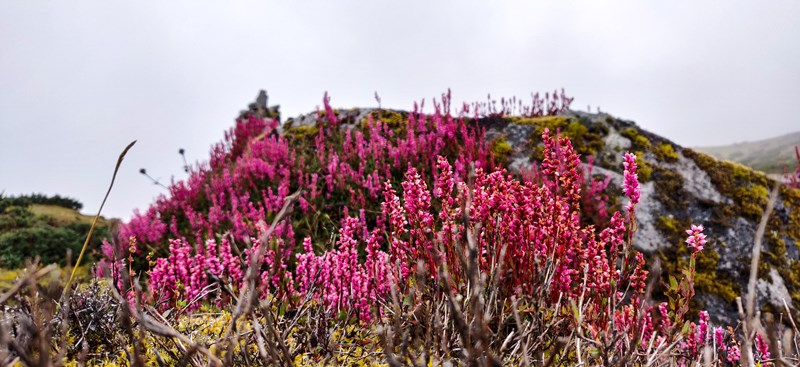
[1,1,799,220]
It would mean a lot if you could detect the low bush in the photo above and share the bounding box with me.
[0,206,108,268]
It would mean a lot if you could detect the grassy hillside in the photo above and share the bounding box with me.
[695,131,800,173]
[28,204,105,226]
[0,194,114,269]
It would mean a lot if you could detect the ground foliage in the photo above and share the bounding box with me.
[0,91,795,366]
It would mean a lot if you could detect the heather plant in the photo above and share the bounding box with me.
[138,125,730,364]
[109,91,586,309]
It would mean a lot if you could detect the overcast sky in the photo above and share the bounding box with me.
[1,1,799,220]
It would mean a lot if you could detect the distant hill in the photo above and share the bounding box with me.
[695,131,800,174]
[0,194,115,269]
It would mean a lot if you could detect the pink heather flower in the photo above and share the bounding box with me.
[622,152,640,212]
[697,311,709,347]
[658,302,671,331]
[755,333,771,361]
[434,156,454,199]
[714,327,725,351]
[727,344,741,363]
[685,224,706,253]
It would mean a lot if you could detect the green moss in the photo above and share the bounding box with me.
[735,184,770,219]
[774,186,800,310]
[360,110,408,131]
[781,185,800,242]
[656,215,681,235]
[651,166,687,211]
[510,116,605,159]
[490,137,513,166]
[284,125,320,141]
[511,115,572,128]
[621,128,652,151]
[683,149,772,222]
[655,143,679,163]
[657,216,739,308]
[634,151,652,182]
[693,244,739,303]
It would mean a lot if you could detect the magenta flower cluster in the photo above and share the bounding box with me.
[105,91,587,309]
[102,92,502,300]
[685,224,706,253]
[622,151,640,213]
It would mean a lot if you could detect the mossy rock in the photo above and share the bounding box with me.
[360,110,408,132]
[633,151,652,182]
[655,143,679,163]
[284,125,320,141]
[656,214,740,310]
[651,166,687,211]
[692,244,740,304]
[683,149,773,221]
[490,136,513,166]
[782,185,800,242]
[656,215,683,236]
[509,116,605,159]
[735,184,770,219]
[622,127,652,151]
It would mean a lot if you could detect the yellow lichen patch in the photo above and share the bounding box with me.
[656,215,681,235]
[657,223,740,313]
[490,137,513,166]
[360,110,408,131]
[656,212,740,312]
[510,115,572,128]
[773,185,800,309]
[621,127,652,151]
[634,151,652,182]
[692,243,739,303]
[0,268,21,290]
[510,115,605,159]
[285,125,320,141]
[683,149,772,221]
[655,143,679,163]
[735,184,770,219]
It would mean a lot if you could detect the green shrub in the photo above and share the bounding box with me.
[0,206,108,268]
[0,226,84,268]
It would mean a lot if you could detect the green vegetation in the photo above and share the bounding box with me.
[0,197,111,268]
[0,193,83,212]
[284,125,320,141]
[508,115,606,159]
[655,142,679,162]
[656,215,739,310]
[361,109,408,131]
[634,151,652,182]
[683,149,772,221]
[651,166,687,211]
[489,136,513,165]
[622,127,652,151]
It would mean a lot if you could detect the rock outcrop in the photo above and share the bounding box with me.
[279,100,800,326]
